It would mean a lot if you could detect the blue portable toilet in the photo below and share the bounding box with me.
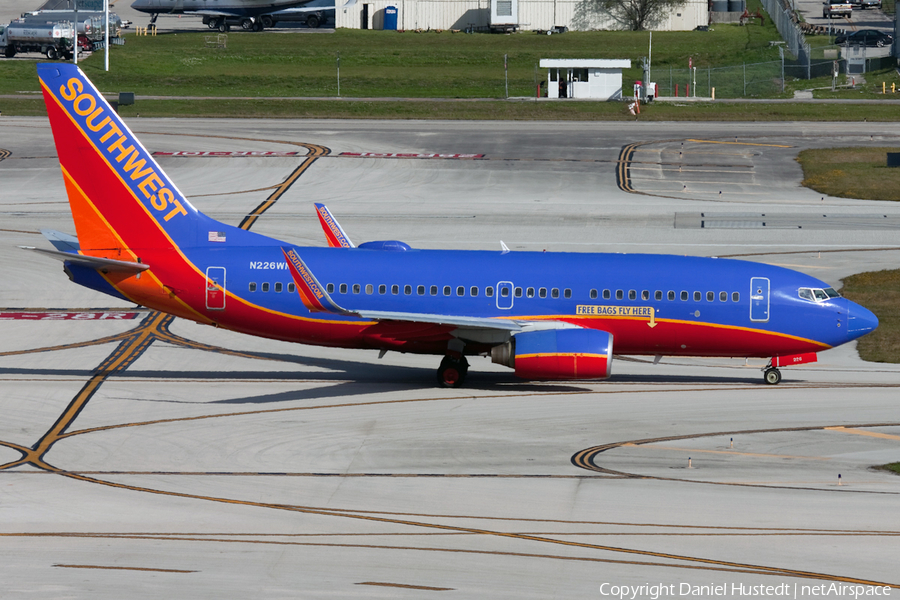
[384,6,398,30]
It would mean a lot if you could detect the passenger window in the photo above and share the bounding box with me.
[590,289,598,300]
[391,284,399,295]
[417,285,425,295]
[655,290,662,301]
[443,286,451,296]
[694,291,701,301]
[641,290,650,301]
[719,291,727,302]
[501,287,510,297]
[457,286,465,296]
[706,291,714,302]
[564,289,571,299]
[262,283,270,292]
[379,284,386,294]
[430,285,438,296]
[288,283,295,293]
[339,283,347,294]
[471,286,479,297]
[404,285,412,295]
[668,290,675,301]
[527,287,535,298]
[615,290,624,300]
[275,282,283,293]
[539,288,547,298]
[326,283,334,293]
[515,287,523,297]
[628,290,636,300]
[249,282,257,292]
[603,289,611,300]
[551,288,559,299]
[352,284,360,294]
[681,291,688,301]
[798,288,814,301]
[365,284,374,295]
[732,292,740,302]
[486,286,494,297]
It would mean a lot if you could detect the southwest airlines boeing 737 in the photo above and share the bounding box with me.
[28,63,879,387]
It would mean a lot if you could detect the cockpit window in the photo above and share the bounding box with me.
[799,287,840,302]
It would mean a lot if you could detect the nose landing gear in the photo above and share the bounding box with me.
[763,367,782,385]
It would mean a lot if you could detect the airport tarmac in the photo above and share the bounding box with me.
[1,117,900,598]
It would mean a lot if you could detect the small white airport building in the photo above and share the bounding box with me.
[336,0,708,32]
[540,59,630,100]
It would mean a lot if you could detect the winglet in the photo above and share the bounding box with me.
[281,247,349,314]
[314,203,354,248]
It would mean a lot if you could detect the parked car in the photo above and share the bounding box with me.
[835,29,893,47]
[858,0,881,8]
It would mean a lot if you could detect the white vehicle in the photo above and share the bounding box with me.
[1,20,75,60]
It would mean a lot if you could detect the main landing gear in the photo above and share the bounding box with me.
[437,339,468,388]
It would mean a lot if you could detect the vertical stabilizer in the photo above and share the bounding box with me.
[38,63,201,257]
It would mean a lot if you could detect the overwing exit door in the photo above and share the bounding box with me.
[750,277,769,322]
[206,266,226,310]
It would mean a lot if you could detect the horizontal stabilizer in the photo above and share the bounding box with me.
[21,246,149,274]
[40,229,80,252]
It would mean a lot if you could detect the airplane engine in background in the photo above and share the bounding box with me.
[491,329,613,380]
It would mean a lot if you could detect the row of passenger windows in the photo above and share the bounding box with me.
[321,283,741,303]
[247,281,744,303]
[325,283,575,299]
[249,282,295,293]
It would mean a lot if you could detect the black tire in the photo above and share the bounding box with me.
[306,14,320,28]
[218,21,227,32]
[208,21,217,29]
[437,356,469,388]
[253,20,263,31]
[4,46,15,58]
[46,47,58,60]
[764,368,782,385]
[876,39,884,47]
[241,18,254,30]
[261,15,274,28]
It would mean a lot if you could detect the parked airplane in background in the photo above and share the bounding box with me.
[130,0,317,31]
[31,63,879,387]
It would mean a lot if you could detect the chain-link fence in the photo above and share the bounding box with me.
[652,62,785,98]
[759,0,811,63]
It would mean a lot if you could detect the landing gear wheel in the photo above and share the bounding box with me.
[764,368,782,385]
[437,356,469,388]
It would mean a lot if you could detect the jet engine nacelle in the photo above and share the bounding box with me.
[491,329,613,380]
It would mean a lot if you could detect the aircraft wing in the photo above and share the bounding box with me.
[354,310,523,331]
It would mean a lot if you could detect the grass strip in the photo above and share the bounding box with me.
[874,462,900,474]
[5,97,900,120]
[841,269,900,364]
[798,147,900,201]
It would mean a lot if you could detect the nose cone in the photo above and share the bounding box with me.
[848,301,879,338]
[131,0,151,12]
